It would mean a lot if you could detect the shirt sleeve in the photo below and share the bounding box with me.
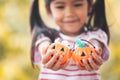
[86,29,110,62]
[34,47,42,65]
[33,34,51,65]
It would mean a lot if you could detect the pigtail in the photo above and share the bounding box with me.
[93,0,110,43]
[30,0,59,67]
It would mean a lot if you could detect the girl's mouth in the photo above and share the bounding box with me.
[64,20,79,24]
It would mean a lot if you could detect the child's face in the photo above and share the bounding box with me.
[49,0,89,36]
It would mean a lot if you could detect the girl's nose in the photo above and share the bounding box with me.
[64,7,74,17]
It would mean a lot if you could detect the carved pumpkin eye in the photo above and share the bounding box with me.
[60,48,64,52]
[81,52,86,56]
[51,54,53,57]
[48,43,71,65]
[52,45,55,49]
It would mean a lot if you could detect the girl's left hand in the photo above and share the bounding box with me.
[77,52,103,71]
[86,52,103,71]
[83,39,103,71]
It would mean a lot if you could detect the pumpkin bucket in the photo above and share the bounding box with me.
[48,43,71,64]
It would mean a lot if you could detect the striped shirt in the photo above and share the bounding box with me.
[34,29,110,80]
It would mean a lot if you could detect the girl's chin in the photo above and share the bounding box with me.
[63,31,81,36]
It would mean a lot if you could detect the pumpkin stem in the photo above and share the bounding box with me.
[75,39,86,48]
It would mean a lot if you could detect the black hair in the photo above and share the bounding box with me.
[30,0,110,67]
[30,0,59,67]
[94,0,110,43]
[45,0,93,13]
[88,0,110,43]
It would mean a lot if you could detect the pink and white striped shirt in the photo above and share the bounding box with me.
[34,29,110,80]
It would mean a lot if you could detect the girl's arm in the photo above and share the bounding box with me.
[37,39,69,71]
[36,37,51,55]
[77,29,110,71]
[77,39,104,71]
[87,29,110,62]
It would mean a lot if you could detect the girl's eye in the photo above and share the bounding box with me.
[74,4,82,7]
[56,6,64,9]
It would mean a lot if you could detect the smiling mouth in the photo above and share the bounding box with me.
[64,20,79,24]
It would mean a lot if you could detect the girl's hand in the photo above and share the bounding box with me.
[77,52,103,71]
[84,39,103,71]
[41,47,69,71]
[85,52,103,71]
[77,39,103,71]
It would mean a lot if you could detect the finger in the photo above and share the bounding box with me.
[77,62,86,70]
[98,48,102,55]
[88,58,99,70]
[83,59,92,71]
[95,48,102,56]
[44,53,59,69]
[52,56,63,71]
[42,46,49,55]
[92,53,103,65]
[42,50,55,64]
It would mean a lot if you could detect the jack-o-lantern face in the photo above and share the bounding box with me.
[48,43,71,64]
[72,46,98,66]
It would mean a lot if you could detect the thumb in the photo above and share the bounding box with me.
[94,47,102,56]
[42,46,49,55]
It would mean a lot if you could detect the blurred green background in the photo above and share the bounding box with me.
[0,0,120,80]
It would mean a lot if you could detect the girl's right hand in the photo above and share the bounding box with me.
[41,46,69,71]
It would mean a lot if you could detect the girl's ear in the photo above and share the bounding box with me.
[88,0,95,15]
[88,6,92,15]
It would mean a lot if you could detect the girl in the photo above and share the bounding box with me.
[30,0,110,80]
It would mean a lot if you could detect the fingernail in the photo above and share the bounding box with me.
[55,52,59,55]
[89,58,93,63]
[92,53,95,56]
[59,55,63,60]
[82,59,85,62]
[88,58,91,61]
